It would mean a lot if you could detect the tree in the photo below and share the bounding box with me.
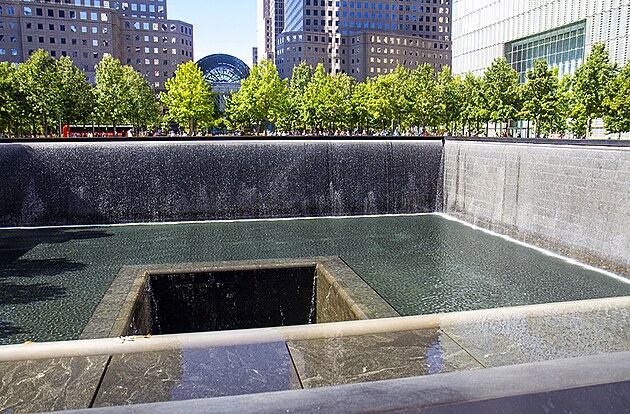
[603,63,630,138]
[458,73,486,136]
[57,56,95,133]
[17,50,62,136]
[161,61,214,134]
[323,72,355,132]
[520,59,562,138]
[300,64,328,131]
[95,54,130,134]
[226,60,287,134]
[369,66,413,132]
[124,66,159,132]
[279,62,313,132]
[482,58,521,135]
[0,62,26,136]
[570,43,616,139]
[350,79,374,132]
[409,64,439,132]
[435,66,464,134]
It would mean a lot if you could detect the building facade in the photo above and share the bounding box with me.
[451,0,629,78]
[0,0,193,89]
[276,0,452,81]
[257,0,284,62]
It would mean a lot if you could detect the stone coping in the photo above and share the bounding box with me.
[54,351,630,414]
[79,257,401,340]
[3,294,629,363]
[1,295,629,413]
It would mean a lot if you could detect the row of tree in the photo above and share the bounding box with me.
[226,44,629,138]
[0,50,215,137]
[1,44,628,138]
[0,51,158,136]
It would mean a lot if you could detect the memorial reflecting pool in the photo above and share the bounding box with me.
[1,214,629,345]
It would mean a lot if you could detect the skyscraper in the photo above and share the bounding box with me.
[0,0,194,90]
[257,0,284,62]
[451,0,629,79]
[276,0,452,81]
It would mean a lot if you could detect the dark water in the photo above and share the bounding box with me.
[1,215,629,344]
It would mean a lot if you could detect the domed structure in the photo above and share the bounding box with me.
[197,54,250,112]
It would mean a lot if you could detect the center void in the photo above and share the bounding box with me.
[90,258,401,339]
[144,267,317,335]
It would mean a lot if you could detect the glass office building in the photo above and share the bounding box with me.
[506,21,586,82]
[452,0,629,77]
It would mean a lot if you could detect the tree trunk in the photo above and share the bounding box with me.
[586,116,592,140]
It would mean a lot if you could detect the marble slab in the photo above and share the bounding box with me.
[0,356,108,414]
[93,341,301,407]
[288,328,482,388]
[442,305,630,367]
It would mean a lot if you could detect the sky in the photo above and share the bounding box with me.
[168,0,257,67]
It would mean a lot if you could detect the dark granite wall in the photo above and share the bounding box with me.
[0,141,443,226]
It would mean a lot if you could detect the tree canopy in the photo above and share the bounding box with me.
[1,45,628,139]
[160,61,214,134]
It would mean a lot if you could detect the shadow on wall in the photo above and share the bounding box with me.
[0,141,444,227]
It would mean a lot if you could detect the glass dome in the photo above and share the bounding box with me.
[197,54,250,85]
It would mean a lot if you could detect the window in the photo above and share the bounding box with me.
[24,7,32,15]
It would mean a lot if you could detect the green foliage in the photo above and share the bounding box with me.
[17,50,62,135]
[57,56,95,128]
[161,61,214,134]
[124,66,159,130]
[435,66,464,133]
[0,62,25,135]
[459,72,486,134]
[482,58,521,132]
[226,60,287,133]
[570,43,617,138]
[279,62,313,131]
[409,64,438,130]
[2,44,624,138]
[603,63,630,135]
[520,59,562,137]
[95,54,130,131]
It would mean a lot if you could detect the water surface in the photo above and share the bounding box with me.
[1,214,628,344]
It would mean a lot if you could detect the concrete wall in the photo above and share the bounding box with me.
[443,140,630,273]
[0,140,443,227]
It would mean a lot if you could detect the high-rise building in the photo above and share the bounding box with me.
[257,0,284,62]
[276,0,452,81]
[451,0,629,79]
[0,0,194,90]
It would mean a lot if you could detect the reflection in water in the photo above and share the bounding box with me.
[170,343,294,401]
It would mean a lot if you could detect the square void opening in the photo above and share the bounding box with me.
[134,267,317,335]
[81,257,400,339]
